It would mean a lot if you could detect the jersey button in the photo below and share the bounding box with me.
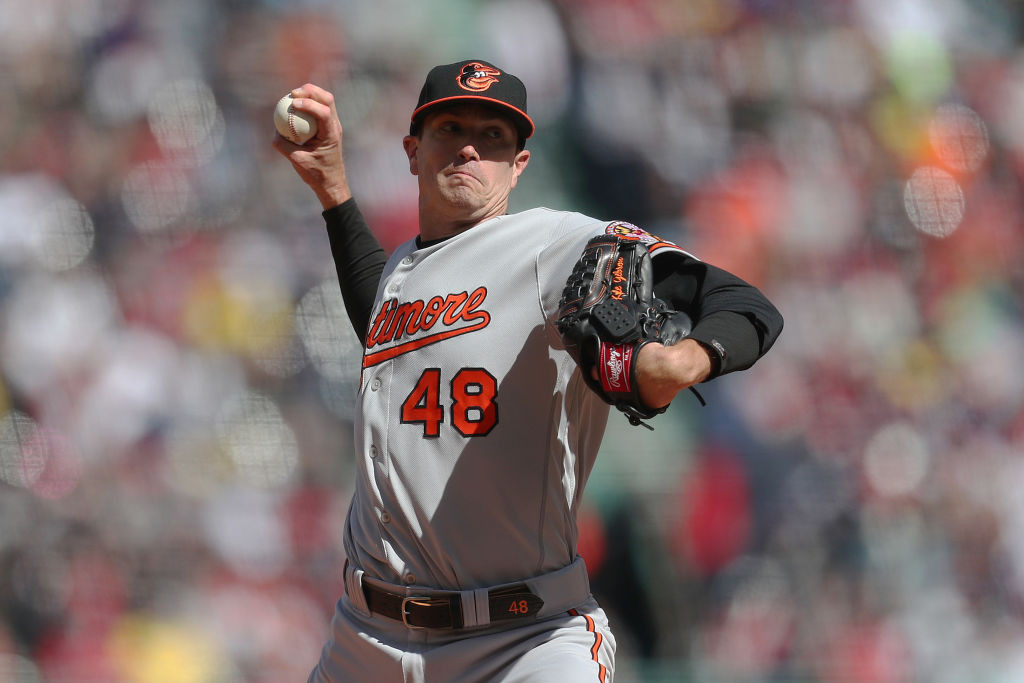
[404,573,416,585]
[380,511,391,524]
[401,256,413,266]
[369,445,378,458]
[370,378,382,391]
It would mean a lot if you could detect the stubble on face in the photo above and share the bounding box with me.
[436,168,488,209]
[405,104,530,238]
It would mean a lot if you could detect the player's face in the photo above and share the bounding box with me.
[403,105,530,233]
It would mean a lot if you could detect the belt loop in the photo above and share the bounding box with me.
[474,588,490,626]
[459,587,491,628]
[344,560,371,616]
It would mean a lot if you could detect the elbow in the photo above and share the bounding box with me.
[758,302,784,354]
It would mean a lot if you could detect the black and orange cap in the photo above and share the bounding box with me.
[410,59,534,139]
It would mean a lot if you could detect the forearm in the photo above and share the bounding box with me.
[633,254,783,411]
[323,199,387,343]
[654,260,783,378]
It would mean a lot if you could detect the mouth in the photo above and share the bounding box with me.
[447,169,478,182]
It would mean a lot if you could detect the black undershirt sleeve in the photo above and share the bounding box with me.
[322,199,387,345]
[652,254,784,380]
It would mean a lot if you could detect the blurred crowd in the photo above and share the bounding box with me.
[2,0,1024,681]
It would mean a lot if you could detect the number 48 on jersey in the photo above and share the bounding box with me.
[400,367,498,437]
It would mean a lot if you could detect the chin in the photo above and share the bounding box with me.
[440,189,485,210]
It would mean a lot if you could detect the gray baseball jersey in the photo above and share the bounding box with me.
[310,208,690,683]
[343,207,685,590]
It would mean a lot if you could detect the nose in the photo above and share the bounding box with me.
[457,143,480,162]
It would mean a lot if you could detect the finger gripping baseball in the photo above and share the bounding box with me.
[556,234,691,427]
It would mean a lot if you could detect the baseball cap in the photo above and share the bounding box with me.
[410,59,535,139]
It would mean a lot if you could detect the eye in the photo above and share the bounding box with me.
[484,127,512,143]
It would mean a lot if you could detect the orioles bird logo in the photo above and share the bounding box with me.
[457,62,501,92]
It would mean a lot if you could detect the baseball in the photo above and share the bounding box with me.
[274,94,317,144]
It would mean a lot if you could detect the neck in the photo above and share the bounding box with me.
[417,202,508,242]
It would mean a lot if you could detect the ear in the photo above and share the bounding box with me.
[402,135,419,175]
[509,149,530,189]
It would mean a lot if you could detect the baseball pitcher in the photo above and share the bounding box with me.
[275,59,783,682]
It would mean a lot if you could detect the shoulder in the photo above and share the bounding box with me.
[505,207,598,231]
[601,220,698,260]
[504,209,697,259]
[503,208,607,246]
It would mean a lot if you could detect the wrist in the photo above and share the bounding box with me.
[636,341,706,410]
[677,339,713,385]
[316,181,353,211]
[692,338,724,379]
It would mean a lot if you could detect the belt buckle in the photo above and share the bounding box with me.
[400,596,434,630]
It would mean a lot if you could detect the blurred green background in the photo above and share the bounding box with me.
[2,0,1023,681]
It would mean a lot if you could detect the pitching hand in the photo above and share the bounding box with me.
[272,83,351,210]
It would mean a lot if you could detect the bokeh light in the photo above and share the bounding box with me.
[929,103,990,173]
[201,487,292,580]
[21,428,82,501]
[121,162,197,234]
[1,271,117,398]
[863,421,930,499]
[147,78,225,161]
[214,391,298,489]
[903,165,965,237]
[0,411,42,489]
[296,280,364,384]
[33,196,95,272]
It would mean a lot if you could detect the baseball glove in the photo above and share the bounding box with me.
[556,234,698,428]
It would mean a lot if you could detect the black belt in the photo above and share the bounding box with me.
[362,582,545,629]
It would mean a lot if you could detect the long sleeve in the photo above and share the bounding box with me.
[322,199,388,345]
[653,256,783,379]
